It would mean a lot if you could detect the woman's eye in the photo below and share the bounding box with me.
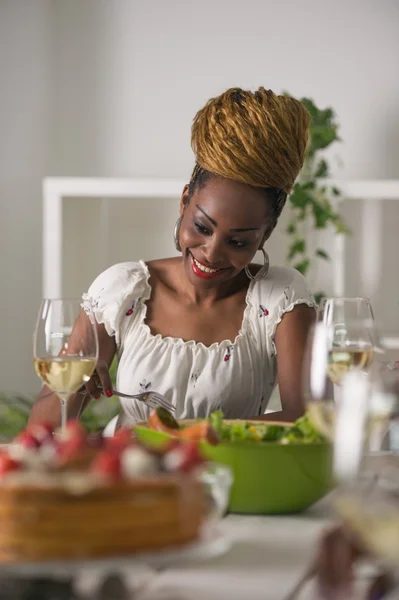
[229,239,248,249]
[194,222,210,235]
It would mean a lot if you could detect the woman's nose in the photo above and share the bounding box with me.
[202,236,226,265]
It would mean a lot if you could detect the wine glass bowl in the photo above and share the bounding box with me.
[303,296,380,440]
[33,299,99,431]
[319,296,375,326]
[326,318,377,386]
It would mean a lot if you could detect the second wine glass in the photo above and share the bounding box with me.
[33,299,99,431]
[303,313,380,440]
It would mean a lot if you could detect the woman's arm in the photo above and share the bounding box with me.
[254,303,316,422]
[28,310,117,428]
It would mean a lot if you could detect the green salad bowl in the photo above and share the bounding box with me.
[134,425,333,515]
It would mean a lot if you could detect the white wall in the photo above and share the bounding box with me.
[0,0,52,395]
[1,0,399,395]
[53,0,399,180]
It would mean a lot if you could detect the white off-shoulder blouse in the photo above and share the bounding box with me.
[82,261,315,425]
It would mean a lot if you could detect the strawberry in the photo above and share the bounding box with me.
[15,431,41,450]
[28,422,54,445]
[106,428,132,453]
[178,441,205,473]
[57,435,88,464]
[91,451,121,479]
[0,454,20,476]
[164,439,183,453]
[164,440,205,473]
[63,420,86,439]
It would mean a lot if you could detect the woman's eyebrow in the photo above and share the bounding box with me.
[196,205,217,227]
[196,205,259,232]
[230,227,259,232]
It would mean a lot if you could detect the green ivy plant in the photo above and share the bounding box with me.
[286,97,350,303]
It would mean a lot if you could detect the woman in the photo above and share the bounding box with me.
[29,87,316,428]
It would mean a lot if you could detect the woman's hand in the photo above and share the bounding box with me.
[315,526,360,598]
[28,314,117,428]
[315,525,395,599]
[84,358,114,399]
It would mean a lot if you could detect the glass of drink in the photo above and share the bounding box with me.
[302,313,380,440]
[33,299,99,431]
[333,367,399,578]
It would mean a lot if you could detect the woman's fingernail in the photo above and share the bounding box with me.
[94,393,101,400]
[106,390,113,398]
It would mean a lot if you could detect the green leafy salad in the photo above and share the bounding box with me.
[207,411,327,444]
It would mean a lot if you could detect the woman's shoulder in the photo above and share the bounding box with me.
[251,265,315,306]
[85,260,150,299]
[256,265,311,290]
[82,261,151,340]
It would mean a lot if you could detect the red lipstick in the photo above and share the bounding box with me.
[190,254,225,280]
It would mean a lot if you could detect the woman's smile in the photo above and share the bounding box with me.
[190,252,230,279]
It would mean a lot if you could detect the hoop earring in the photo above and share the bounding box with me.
[245,247,269,281]
[174,217,182,252]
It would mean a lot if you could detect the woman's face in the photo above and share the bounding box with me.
[179,176,273,288]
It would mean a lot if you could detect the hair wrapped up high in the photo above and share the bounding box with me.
[189,87,310,225]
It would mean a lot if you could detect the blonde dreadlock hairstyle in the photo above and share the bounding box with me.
[189,87,310,230]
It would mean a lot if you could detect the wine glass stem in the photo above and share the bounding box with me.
[58,394,69,431]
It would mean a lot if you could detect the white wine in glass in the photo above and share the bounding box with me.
[321,297,376,384]
[33,299,99,431]
[303,312,379,440]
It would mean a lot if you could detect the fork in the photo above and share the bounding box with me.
[39,387,175,414]
[281,565,315,600]
[112,389,175,413]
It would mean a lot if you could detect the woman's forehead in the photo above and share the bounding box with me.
[192,177,271,225]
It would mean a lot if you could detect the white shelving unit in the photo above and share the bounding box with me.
[42,177,399,349]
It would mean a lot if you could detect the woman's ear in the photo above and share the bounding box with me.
[259,233,270,249]
[179,185,190,217]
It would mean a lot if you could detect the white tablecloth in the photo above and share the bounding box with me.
[129,501,334,600]
[124,499,381,600]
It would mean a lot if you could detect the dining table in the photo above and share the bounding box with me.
[67,496,378,600]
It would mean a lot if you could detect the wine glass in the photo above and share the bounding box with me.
[302,315,380,440]
[332,367,399,579]
[33,299,99,431]
[319,296,375,326]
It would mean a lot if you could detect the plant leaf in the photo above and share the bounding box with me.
[293,259,310,275]
[315,249,330,260]
[314,159,329,178]
[288,238,306,260]
[311,202,334,228]
[289,183,313,209]
[314,291,326,305]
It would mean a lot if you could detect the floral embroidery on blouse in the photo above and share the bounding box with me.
[224,345,234,362]
[283,286,290,302]
[82,288,104,315]
[190,371,200,387]
[126,299,138,317]
[139,379,151,392]
[258,304,269,317]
